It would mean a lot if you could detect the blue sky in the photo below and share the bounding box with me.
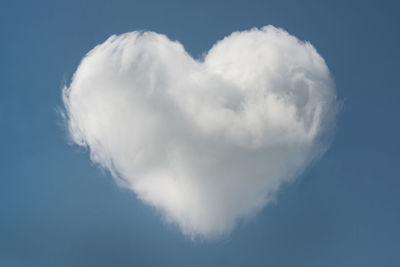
[1,0,399,266]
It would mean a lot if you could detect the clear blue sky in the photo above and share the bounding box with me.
[1,0,399,266]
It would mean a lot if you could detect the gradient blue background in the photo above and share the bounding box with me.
[1,0,399,266]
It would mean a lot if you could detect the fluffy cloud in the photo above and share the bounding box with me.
[62,26,338,238]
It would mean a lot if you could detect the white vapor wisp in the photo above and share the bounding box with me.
[63,26,338,239]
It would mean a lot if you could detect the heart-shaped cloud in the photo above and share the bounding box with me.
[63,26,338,239]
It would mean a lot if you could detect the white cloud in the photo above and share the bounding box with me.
[62,26,339,239]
